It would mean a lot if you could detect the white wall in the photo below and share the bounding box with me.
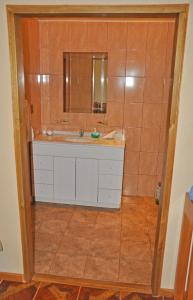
[0,0,193,288]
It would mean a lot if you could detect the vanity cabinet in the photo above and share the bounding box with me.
[32,141,124,208]
[54,157,76,202]
[76,158,98,204]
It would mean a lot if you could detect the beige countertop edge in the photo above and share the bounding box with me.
[33,135,125,148]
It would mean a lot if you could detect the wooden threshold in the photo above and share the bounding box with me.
[33,273,152,293]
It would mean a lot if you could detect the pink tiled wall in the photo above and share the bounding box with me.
[23,17,176,197]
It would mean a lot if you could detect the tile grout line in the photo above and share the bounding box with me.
[76,285,81,300]
[38,208,71,273]
[32,282,42,300]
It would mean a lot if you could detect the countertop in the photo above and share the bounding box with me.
[34,133,125,148]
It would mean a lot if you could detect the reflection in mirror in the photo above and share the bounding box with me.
[63,53,107,113]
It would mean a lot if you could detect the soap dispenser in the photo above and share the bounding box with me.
[91,128,100,138]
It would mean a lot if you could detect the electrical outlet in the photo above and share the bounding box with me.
[0,240,3,251]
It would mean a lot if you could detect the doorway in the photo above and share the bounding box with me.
[7,4,188,295]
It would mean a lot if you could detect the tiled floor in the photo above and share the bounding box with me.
[0,280,174,300]
[33,196,158,285]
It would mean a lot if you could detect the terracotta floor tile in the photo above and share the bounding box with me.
[33,196,157,284]
[34,204,73,223]
[120,240,151,261]
[58,234,91,256]
[49,253,87,278]
[121,196,145,206]
[70,209,98,225]
[96,211,121,226]
[93,223,121,240]
[38,219,69,234]
[34,250,56,274]
[66,221,95,239]
[122,214,148,227]
[119,256,152,284]
[89,238,120,259]
[35,231,63,252]
[35,282,80,300]
[79,287,120,299]
[121,224,149,242]
[146,214,158,228]
[84,256,119,281]
[121,203,147,215]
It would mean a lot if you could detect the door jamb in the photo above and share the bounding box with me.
[6,4,189,294]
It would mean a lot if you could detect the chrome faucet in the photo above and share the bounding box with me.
[79,129,84,137]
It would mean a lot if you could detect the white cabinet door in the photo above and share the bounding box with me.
[76,158,98,203]
[54,157,75,202]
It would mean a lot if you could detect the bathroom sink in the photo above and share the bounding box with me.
[64,137,92,143]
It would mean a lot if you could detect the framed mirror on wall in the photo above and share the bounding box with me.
[63,52,108,114]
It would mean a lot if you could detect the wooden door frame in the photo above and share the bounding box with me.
[6,4,189,295]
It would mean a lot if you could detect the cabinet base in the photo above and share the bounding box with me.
[34,197,121,209]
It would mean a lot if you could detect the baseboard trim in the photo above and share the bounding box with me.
[33,273,152,293]
[159,288,175,297]
[0,272,24,282]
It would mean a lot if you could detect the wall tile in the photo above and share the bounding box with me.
[142,103,162,128]
[40,48,49,74]
[48,75,63,103]
[106,102,123,127]
[163,78,173,102]
[146,49,166,78]
[48,49,63,74]
[127,22,148,51]
[26,74,40,101]
[124,151,139,175]
[124,103,143,128]
[123,174,138,196]
[41,98,50,125]
[156,152,164,177]
[39,20,49,49]
[165,21,176,78]
[22,19,30,74]
[40,75,50,101]
[69,21,87,51]
[159,127,167,152]
[87,22,108,51]
[146,22,168,53]
[145,21,168,78]
[47,75,63,124]
[108,22,127,50]
[144,77,164,102]
[25,74,41,131]
[23,19,40,74]
[108,77,125,102]
[138,175,157,196]
[48,21,70,51]
[160,102,169,129]
[85,114,106,131]
[125,77,145,102]
[36,19,174,198]
[140,127,160,152]
[139,152,158,175]
[108,50,126,77]
[126,51,146,77]
[124,128,141,151]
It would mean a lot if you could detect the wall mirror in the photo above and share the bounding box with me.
[63,52,108,113]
